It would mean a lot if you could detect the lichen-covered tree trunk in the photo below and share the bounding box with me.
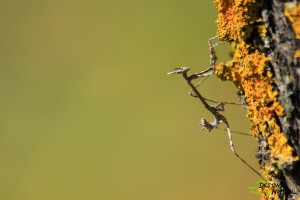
[213,0,300,199]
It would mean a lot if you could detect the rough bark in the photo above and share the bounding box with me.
[261,1,300,199]
[213,0,300,199]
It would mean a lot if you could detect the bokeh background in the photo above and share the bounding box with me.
[0,1,261,200]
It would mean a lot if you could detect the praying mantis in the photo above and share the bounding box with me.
[167,35,262,178]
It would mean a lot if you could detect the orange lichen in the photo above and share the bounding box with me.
[284,2,300,39]
[257,24,267,37]
[214,0,263,42]
[294,49,300,58]
[269,132,299,169]
[213,0,299,190]
[285,2,300,58]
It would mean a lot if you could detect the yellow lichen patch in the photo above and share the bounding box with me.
[257,24,267,37]
[268,132,299,169]
[285,2,300,59]
[294,49,300,58]
[284,2,300,39]
[272,101,285,117]
[213,0,299,184]
[214,0,263,41]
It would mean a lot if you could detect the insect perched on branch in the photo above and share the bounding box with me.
[167,36,262,178]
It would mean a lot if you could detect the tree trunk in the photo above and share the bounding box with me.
[213,0,300,199]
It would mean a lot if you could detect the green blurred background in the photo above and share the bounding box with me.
[0,1,260,199]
